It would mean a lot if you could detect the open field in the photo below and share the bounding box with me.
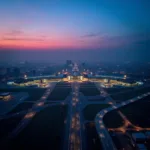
[6,105,68,150]
[8,102,34,114]
[119,95,150,128]
[47,82,71,101]
[80,82,100,96]
[80,88,100,96]
[105,87,133,95]
[56,82,71,87]
[88,97,105,101]
[47,87,71,101]
[111,86,150,102]
[80,82,96,86]
[44,101,56,105]
[103,110,124,128]
[83,104,110,121]
[0,114,24,141]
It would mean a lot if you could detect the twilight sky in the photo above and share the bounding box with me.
[0,0,150,62]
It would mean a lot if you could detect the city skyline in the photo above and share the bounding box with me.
[0,1,150,150]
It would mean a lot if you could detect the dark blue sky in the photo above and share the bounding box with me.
[0,0,149,62]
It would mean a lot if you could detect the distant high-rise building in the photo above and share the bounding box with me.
[66,60,72,66]
[40,79,43,83]
[32,70,36,76]
[6,68,11,75]
[82,62,85,67]
[0,68,7,75]
[13,67,20,77]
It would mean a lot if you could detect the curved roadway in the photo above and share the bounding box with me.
[95,92,150,150]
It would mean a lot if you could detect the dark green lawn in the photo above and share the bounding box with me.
[111,86,150,102]
[8,105,68,150]
[56,82,71,87]
[47,87,71,101]
[103,110,124,128]
[105,87,133,95]
[119,95,150,128]
[83,104,110,121]
[80,88,100,96]
[80,82,100,96]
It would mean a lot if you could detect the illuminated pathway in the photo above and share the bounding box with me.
[95,92,150,150]
[68,82,82,150]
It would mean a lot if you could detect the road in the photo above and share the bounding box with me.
[68,81,82,150]
[95,92,150,150]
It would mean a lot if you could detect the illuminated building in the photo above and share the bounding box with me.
[24,74,27,79]
[68,76,71,81]
[124,74,127,79]
[80,76,83,80]
[104,79,108,83]
[0,92,11,101]
[66,60,72,66]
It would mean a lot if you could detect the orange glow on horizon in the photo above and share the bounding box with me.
[0,38,102,50]
[0,32,131,50]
